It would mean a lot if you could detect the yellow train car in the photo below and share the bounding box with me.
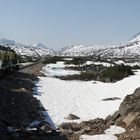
[0,45,18,77]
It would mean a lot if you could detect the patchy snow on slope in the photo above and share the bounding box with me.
[35,61,140,125]
[80,126,125,140]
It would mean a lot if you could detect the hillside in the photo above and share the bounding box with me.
[0,39,55,58]
[58,32,140,58]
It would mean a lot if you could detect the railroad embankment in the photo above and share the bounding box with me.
[0,62,67,140]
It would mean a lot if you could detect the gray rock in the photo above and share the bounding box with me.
[66,114,80,120]
[112,86,140,137]
[122,112,139,127]
[133,87,140,97]
[102,97,121,101]
[59,118,109,139]
[59,123,74,131]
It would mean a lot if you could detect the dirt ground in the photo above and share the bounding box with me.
[0,63,67,140]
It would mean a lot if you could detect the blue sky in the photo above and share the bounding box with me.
[0,0,140,50]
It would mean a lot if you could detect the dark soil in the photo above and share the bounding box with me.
[0,63,67,140]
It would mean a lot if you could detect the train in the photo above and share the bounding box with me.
[0,45,19,77]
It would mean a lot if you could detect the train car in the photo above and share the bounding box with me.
[0,45,19,77]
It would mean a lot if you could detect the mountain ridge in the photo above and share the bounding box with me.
[0,39,55,58]
[1,32,140,58]
[58,32,140,58]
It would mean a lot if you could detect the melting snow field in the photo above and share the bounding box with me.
[33,62,140,139]
[35,70,140,125]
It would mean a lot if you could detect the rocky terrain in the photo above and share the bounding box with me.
[0,60,140,140]
[114,87,140,140]
[0,63,67,140]
[58,86,140,140]
[59,118,110,140]
[0,62,111,140]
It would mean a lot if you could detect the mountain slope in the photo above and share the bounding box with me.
[0,39,55,58]
[129,32,140,42]
[1,32,140,59]
[58,44,113,56]
[59,33,140,58]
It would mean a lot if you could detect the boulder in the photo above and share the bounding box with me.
[66,114,80,120]
[133,87,140,96]
[112,87,140,139]
[79,118,108,135]
[118,87,140,117]
[122,112,139,127]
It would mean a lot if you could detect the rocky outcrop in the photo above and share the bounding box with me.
[109,87,140,139]
[57,86,140,140]
[59,118,109,140]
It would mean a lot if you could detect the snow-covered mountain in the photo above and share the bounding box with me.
[34,43,48,49]
[129,32,140,42]
[1,32,140,59]
[95,32,140,58]
[58,44,114,57]
[0,39,55,58]
[59,32,140,58]
[0,39,16,46]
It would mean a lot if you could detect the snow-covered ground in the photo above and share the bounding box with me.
[34,62,140,125]
[93,61,113,67]
[115,60,140,66]
[83,61,111,66]
[80,126,125,140]
[42,61,80,77]
[33,62,140,139]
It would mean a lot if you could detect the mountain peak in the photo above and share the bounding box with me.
[0,38,16,45]
[35,43,47,48]
[129,32,140,42]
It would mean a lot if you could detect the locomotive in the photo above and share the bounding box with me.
[0,45,19,77]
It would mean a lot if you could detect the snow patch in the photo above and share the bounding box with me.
[43,61,80,77]
[80,126,125,140]
[105,125,125,135]
[80,134,117,140]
